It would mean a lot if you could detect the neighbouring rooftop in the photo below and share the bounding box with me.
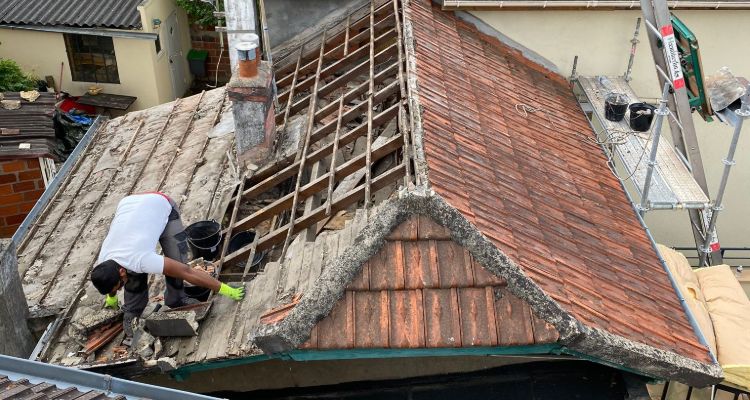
[0,92,59,160]
[17,0,722,389]
[0,0,142,29]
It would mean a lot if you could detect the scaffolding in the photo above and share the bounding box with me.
[573,0,748,267]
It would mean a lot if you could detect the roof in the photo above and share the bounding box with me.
[0,355,220,400]
[251,0,720,386]
[440,0,750,8]
[0,92,58,160]
[298,215,560,350]
[19,0,722,389]
[18,87,236,354]
[0,0,142,29]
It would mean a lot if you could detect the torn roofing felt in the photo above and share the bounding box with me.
[253,0,722,387]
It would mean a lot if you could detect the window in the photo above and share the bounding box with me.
[64,34,120,84]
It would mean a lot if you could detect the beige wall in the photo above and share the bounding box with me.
[0,0,191,110]
[471,10,750,261]
[139,0,193,100]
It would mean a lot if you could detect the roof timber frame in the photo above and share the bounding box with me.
[217,0,414,271]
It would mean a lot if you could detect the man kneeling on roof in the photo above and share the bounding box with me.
[90,192,244,340]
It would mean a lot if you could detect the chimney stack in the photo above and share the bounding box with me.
[227,33,274,170]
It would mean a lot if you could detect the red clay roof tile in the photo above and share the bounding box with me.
[407,0,710,364]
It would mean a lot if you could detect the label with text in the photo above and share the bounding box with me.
[661,25,685,90]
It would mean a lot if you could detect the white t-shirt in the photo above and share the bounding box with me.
[97,193,172,274]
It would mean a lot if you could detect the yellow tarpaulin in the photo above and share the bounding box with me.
[696,265,750,390]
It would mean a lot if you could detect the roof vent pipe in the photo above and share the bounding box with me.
[236,34,259,79]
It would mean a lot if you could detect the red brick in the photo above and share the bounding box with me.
[0,226,17,238]
[0,184,12,196]
[0,204,19,217]
[1,160,27,173]
[0,193,24,203]
[12,181,36,192]
[0,173,17,184]
[18,170,41,181]
[18,201,36,213]
[22,189,44,202]
[25,158,40,169]
[5,213,27,225]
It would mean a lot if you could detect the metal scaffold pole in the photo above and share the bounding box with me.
[639,82,671,216]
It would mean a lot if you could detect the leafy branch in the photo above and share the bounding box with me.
[175,0,218,26]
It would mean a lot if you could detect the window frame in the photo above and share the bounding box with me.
[63,33,120,84]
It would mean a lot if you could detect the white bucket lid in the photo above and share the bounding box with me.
[236,41,258,51]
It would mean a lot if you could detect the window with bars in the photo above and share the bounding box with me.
[64,34,120,84]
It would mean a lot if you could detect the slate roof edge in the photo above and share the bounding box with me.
[252,189,720,386]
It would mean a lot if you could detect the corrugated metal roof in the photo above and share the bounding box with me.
[0,0,142,29]
[0,355,221,400]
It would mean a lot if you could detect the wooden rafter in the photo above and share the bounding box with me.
[225,162,405,266]
[275,1,394,78]
[281,29,328,257]
[277,27,398,104]
[228,133,403,235]
[364,0,375,213]
[275,12,395,89]
[326,97,345,216]
[233,100,399,206]
[392,0,412,186]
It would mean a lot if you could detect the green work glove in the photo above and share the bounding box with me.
[104,294,119,310]
[218,283,245,301]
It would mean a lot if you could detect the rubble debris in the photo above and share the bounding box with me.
[1,100,21,110]
[157,357,178,372]
[83,322,123,356]
[145,310,199,337]
[189,257,216,275]
[260,294,302,325]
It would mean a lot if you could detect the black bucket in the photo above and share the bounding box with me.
[628,102,656,132]
[228,230,265,269]
[185,220,222,261]
[184,285,211,302]
[604,93,629,122]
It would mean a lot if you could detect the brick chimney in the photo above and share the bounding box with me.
[227,36,275,170]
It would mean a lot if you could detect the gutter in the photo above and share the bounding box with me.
[574,88,719,366]
[440,1,750,9]
[13,116,107,246]
[170,345,565,381]
[0,25,158,40]
[0,355,220,400]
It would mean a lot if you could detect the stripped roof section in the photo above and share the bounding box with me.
[408,0,711,364]
[299,215,559,350]
[0,375,122,400]
[0,0,142,29]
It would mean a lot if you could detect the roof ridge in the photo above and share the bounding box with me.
[253,187,720,385]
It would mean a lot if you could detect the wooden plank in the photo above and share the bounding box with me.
[239,91,400,202]
[281,30,329,258]
[317,290,355,349]
[277,29,398,105]
[388,289,425,348]
[279,49,303,132]
[457,287,498,347]
[353,290,389,348]
[226,164,405,266]
[494,287,535,346]
[364,0,375,213]
[423,288,462,347]
[404,240,440,290]
[326,97,346,216]
[369,241,406,290]
[231,260,284,355]
[229,134,403,236]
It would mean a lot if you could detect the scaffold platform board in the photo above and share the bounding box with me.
[576,76,709,210]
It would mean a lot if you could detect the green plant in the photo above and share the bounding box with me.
[175,0,218,26]
[0,58,36,92]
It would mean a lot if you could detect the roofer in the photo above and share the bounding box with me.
[90,192,244,339]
